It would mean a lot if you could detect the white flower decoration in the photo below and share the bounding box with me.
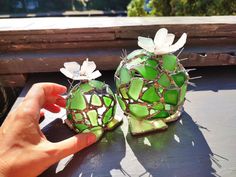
[60,59,102,80]
[138,28,187,55]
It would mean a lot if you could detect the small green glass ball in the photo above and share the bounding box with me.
[65,80,117,133]
[115,51,189,121]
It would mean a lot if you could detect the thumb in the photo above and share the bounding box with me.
[52,132,97,160]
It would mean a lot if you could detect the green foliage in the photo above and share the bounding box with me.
[127,0,147,16]
[128,0,236,16]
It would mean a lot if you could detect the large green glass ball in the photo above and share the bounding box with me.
[65,80,117,133]
[115,50,189,130]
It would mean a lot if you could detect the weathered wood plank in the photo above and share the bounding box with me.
[180,53,236,67]
[0,17,235,39]
[0,47,235,74]
[0,40,135,52]
[0,16,235,74]
[0,16,235,32]
[0,74,27,87]
[116,24,236,38]
[0,17,235,52]
[0,23,235,37]
[0,37,235,52]
[0,42,133,52]
[0,33,115,44]
[0,49,122,74]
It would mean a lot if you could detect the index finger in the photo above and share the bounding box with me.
[21,83,67,116]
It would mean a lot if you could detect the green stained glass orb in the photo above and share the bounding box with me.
[65,80,120,134]
[115,52,189,135]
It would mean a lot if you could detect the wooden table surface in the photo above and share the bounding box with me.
[11,66,236,177]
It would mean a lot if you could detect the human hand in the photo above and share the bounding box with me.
[0,83,97,177]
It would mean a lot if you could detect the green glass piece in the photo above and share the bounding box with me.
[172,72,187,87]
[89,80,105,90]
[158,88,164,93]
[103,96,112,107]
[107,87,114,96]
[180,84,187,103]
[75,113,83,121]
[129,104,149,118]
[91,94,102,107]
[128,78,144,100]
[115,78,121,88]
[162,54,177,71]
[129,115,168,135]
[127,49,145,60]
[117,96,126,111]
[146,59,158,68]
[79,83,93,93]
[120,87,129,99]
[153,111,170,118]
[165,104,171,111]
[153,103,164,110]
[158,73,171,87]
[113,103,117,115]
[150,109,158,115]
[126,57,145,69]
[74,124,88,131]
[135,65,158,80]
[66,98,71,109]
[67,113,73,120]
[164,90,179,105]
[103,108,113,124]
[120,68,131,84]
[87,110,98,126]
[141,55,150,61]
[141,86,160,103]
[70,90,86,110]
[107,118,121,130]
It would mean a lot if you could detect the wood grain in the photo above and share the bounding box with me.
[0,16,235,75]
[0,48,235,74]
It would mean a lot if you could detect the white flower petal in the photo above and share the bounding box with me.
[138,36,155,53]
[76,75,88,80]
[169,33,187,53]
[88,70,102,80]
[64,62,80,73]
[61,59,101,81]
[80,59,96,75]
[154,28,168,49]
[164,33,175,47]
[60,68,74,80]
[154,47,171,55]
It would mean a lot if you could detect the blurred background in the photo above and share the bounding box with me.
[0,0,235,17]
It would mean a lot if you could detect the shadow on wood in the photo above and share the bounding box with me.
[40,118,126,177]
[126,111,218,177]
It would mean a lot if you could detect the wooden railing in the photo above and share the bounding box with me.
[0,16,235,87]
